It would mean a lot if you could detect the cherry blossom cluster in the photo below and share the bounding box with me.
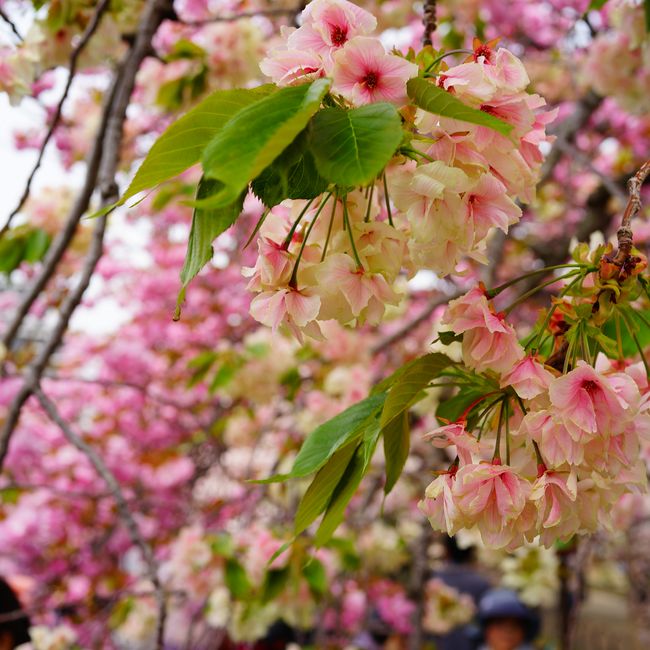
[388,42,556,276]
[249,0,555,340]
[419,285,649,549]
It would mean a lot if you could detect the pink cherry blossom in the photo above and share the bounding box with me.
[423,423,480,464]
[249,286,322,342]
[453,461,532,547]
[500,356,555,400]
[548,361,639,439]
[460,318,524,375]
[518,410,586,467]
[315,253,400,325]
[418,471,462,536]
[530,470,579,546]
[289,0,377,57]
[331,37,418,105]
[259,48,325,86]
[465,172,522,241]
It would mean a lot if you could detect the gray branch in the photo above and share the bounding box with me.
[0,0,111,238]
[34,386,167,650]
[0,0,174,487]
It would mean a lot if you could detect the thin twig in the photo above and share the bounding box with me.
[539,90,602,186]
[0,214,108,468]
[34,386,167,650]
[554,138,628,205]
[0,0,111,239]
[372,291,461,354]
[183,7,299,26]
[610,159,650,267]
[422,0,437,46]
[0,6,22,41]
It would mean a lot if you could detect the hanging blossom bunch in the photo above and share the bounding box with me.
[245,0,555,341]
[419,235,650,549]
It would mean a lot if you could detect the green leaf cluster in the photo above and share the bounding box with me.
[261,353,453,545]
[113,67,518,308]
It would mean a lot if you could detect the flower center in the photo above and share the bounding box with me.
[474,45,493,62]
[582,380,599,395]
[330,25,348,46]
[363,71,379,89]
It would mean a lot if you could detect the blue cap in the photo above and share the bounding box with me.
[478,588,539,641]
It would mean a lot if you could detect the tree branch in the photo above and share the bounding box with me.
[33,385,167,650]
[422,0,437,46]
[1,0,173,355]
[372,291,461,354]
[0,0,174,470]
[610,158,650,267]
[0,6,22,41]
[182,7,301,26]
[0,0,111,239]
[539,91,602,186]
[553,138,628,205]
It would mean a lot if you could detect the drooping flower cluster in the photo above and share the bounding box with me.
[419,281,649,549]
[389,43,556,276]
[249,0,555,340]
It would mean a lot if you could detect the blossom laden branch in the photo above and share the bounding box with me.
[0,0,112,240]
[33,385,167,650]
[0,0,175,469]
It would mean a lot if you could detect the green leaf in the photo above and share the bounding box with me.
[325,537,361,571]
[109,598,134,629]
[603,309,650,357]
[201,79,331,208]
[289,392,385,479]
[587,0,608,9]
[225,559,252,599]
[309,103,402,187]
[256,392,386,484]
[436,388,485,425]
[24,228,50,263]
[208,363,238,393]
[261,566,291,603]
[251,131,329,207]
[438,330,462,345]
[187,350,218,387]
[175,177,245,318]
[372,352,453,395]
[383,410,410,495]
[380,353,453,430]
[314,422,381,546]
[645,0,650,31]
[0,236,26,274]
[303,558,327,596]
[209,533,234,558]
[119,85,275,207]
[294,440,359,535]
[407,77,513,136]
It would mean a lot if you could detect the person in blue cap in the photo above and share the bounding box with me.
[476,588,539,650]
